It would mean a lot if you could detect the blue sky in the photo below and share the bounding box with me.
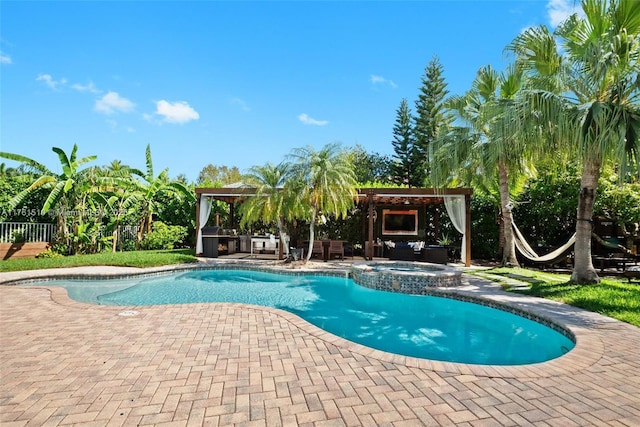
[1,0,581,183]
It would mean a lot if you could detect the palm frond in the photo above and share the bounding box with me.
[0,152,52,175]
[144,144,154,181]
[42,181,66,214]
[52,147,72,172]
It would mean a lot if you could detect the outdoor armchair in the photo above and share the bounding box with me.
[328,240,344,260]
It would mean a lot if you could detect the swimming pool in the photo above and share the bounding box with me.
[21,268,575,365]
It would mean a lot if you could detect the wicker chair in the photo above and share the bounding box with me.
[389,244,415,261]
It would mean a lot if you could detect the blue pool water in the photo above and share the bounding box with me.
[23,269,575,365]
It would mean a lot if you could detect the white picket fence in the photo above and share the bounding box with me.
[0,222,139,244]
[0,222,55,243]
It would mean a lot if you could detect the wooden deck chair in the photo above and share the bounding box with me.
[328,240,344,260]
[311,240,324,259]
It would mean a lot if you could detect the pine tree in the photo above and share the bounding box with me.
[391,98,419,187]
[414,56,450,184]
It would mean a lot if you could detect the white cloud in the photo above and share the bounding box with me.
[0,52,11,64]
[230,97,250,112]
[105,119,135,133]
[71,81,100,94]
[370,74,397,89]
[154,100,199,124]
[95,91,135,114]
[547,0,584,27]
[36,73,67,90]
[298,113,328,126]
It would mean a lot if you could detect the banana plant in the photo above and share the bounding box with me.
[0,144,97,245]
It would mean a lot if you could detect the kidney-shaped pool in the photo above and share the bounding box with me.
[21,268,575,365]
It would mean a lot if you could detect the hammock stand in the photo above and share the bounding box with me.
[512,222,576,264]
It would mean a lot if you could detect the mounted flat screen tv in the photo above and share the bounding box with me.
[382,209,418,235]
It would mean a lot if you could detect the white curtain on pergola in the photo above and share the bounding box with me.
[196,196,213,254]
[444,196,467,263]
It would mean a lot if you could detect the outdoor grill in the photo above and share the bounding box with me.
[202,226,225,236]
[201,226,223,258]
[201,227,238,257]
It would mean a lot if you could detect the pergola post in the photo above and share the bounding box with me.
[465,192,472,267]
[229,203,235,229]
[195,194,201,256]
[367,192,375,260]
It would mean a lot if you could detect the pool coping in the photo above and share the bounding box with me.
[0,260,608,379]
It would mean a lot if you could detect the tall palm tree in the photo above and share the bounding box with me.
[238,162,301,256]
[432,64,534,266]
[288,143,358,262]
[506,0,640,283]
[0,144,97,242]
[131,144,195,247]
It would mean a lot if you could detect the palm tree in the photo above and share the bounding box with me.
[288,143,358,262]
[0,144,97,243]
[131,144,195,247]
[506,0,640,283]
[238,162,302,256]
[432,64,534,266]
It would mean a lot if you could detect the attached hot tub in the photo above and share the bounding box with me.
[351,261,462,294]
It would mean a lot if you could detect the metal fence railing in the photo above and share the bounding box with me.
[113,225,139,242]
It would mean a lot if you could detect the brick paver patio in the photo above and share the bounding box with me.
[1,262,639,426]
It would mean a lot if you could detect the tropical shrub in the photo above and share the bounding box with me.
[141,221,188,250]
[595,170,640,231]
[155,185,197,246]
[0,173,52,223]
[513,166,579,248]
[470,192,500,260]
[36,248,64,259]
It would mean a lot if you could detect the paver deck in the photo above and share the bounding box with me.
[1,261,639,426]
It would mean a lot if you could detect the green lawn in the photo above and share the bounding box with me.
[473,267,640,327]
[0,249,198,272]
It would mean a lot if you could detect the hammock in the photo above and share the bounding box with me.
[512,222,576,263]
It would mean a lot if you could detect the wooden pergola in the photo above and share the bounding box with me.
[195,187,472,266]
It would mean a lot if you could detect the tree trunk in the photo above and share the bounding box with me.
[498,162,519,267]
[55,200,70,253]
[112,228,118,252]
[112,218,120,253]
[56,213,66,245]
[277,217,289,256]
[305,210,317,262]
[146,212,153,234]
[137,210,153,250]
[137,216,146,250]
[571,155,601,283]
[497,210,505,260]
